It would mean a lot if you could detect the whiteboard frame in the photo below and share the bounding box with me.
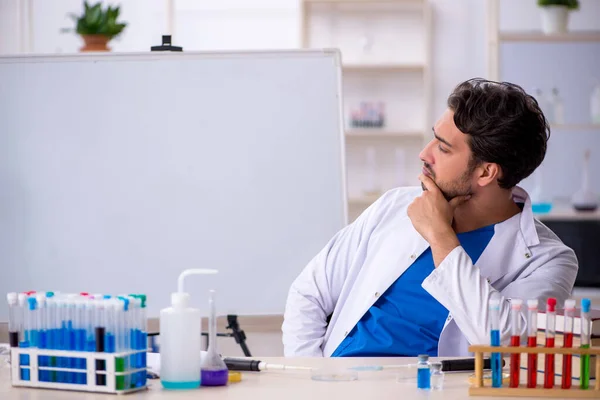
[0,48,349,226]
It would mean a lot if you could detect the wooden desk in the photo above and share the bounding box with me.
[0,356,573,400]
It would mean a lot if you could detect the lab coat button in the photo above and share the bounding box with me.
[375,292,380,298]
[447,315,452,322]
[410,254,416,259]
[525,253,531,258]
[344,331,348,337]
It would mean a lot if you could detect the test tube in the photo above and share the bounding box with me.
[7,293,19,347]
[509,299,522,388]
[56,297,67,383]
[35,294,48,382]
[85,297,95,352]
[46,296,57,383]
[75,298,87,384]
[489,297,502,388]
[544,297,557,389]
[18,293,29,380]
[561,299,575,389]
[95,297,107,387]
[139,294,147,387]
[526,299,538,388]
[65,296,77,383]
[580,298,591,389]
[114,298,126,390]
[26,296,38,348]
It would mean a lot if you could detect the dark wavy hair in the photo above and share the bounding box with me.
[447,78,550,189]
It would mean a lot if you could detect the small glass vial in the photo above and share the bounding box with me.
[417,354,431,390]
[430,362,444,390]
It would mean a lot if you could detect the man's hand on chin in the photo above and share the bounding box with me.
[407,174,470,267]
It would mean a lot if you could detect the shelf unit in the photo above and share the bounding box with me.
[550,124,600,131]
[301,0,432,222]
[499,31,600,43]
[486,0,600,214]
[487,1,600,81]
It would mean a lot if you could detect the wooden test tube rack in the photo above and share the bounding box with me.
[468,345,600,398]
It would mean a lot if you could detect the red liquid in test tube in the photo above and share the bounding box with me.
[544,297,557,389]
[561,299,576,389]
[509,299,523,388]
[526,299,538,388]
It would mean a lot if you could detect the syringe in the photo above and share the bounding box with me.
[223,358,312,372]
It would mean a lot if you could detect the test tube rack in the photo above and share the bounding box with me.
[469,345,600,398]
[10,347,148,395]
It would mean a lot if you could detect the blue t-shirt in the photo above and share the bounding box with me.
[332,224,495,357]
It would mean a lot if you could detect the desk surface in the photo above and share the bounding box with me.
[0,356,570,400]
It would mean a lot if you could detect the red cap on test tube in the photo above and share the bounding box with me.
[546,298,557,312]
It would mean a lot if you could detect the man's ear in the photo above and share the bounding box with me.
[476,163,501,187]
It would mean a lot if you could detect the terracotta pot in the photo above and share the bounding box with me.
[80,34,111,52]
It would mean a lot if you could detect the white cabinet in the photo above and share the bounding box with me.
[301,0,432,221]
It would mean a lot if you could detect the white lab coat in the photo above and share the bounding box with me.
[282,186,578,357]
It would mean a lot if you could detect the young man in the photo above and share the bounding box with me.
[282,78,578,357]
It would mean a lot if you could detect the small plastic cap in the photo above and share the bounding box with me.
[7,292,17,305]
[27,296,37,310]
[581,298,591,313]
[172,292,190,308]
[527,299,538,309]
[564,299,576,310]
[430,362,442,371]
[46,292,54,298]
[35,293,46,306]
[418,354,429,362]
[547,297,557,312]
[228,371,242,383]
[511,299,523,309]
[18,293,27,305]
[139,294,147,308]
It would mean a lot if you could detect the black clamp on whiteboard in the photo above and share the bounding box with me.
[151,35,182,52]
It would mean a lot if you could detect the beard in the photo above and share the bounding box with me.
[422,163,474,202]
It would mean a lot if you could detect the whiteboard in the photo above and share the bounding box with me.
[0,50,347,320]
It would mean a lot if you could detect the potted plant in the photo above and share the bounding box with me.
[66,1,127,52]
[537,0,579,35]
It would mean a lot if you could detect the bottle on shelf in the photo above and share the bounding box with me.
[530,167,553,214]
[591,80,600,125]
[533,88,553,124]
[394,147,405,188]
[363,146,381,197]
[571,149,598,212]
[550,87,564,125]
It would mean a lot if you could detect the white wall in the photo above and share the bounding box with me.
[0,0,486,120]
[1,0,598,200]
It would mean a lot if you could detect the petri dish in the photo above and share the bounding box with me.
[311,367,358,382]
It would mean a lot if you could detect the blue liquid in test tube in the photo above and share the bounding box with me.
[489,297,502,388]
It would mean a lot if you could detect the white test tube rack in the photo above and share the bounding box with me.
[10,347,148,395]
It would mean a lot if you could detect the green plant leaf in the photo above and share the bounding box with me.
[67,1,127,38]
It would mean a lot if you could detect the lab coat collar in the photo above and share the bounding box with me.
[475,185,539,286]
[511,185,539,248]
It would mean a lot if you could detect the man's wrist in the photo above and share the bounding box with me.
[429,229,460,267]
